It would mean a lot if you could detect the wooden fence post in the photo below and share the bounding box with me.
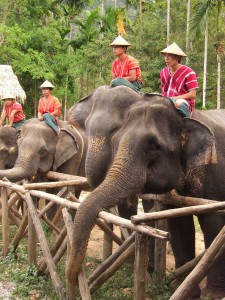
[103,222,113,260]
[1,187,9,257]
[134,233,148,300]
[170,226,225,300]
[24,192,66,300]
[154,201,167,282]
[28,196,37,266]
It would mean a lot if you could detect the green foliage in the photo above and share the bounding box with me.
[0,0,225,115]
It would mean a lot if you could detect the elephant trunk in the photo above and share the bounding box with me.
[85,137,112,188]
[0,153,39,182]
[67,143,145,284]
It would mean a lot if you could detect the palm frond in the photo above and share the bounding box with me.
[189,0,216,40]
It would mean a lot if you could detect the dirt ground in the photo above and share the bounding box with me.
[86,223,205,270]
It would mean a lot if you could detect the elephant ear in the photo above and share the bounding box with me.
[53,122,79,171]
[182,118,217,172]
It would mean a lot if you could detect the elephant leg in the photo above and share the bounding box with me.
[168,215,201,299]
[198,214,225,299]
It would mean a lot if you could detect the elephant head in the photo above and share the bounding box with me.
[67,93,93,130]
[0,118,86,182]
[85,85,142,188]
[66,95,216,285]
[0,126,18,170]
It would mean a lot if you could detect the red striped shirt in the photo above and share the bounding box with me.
[160,65,198,111]
[112,55,142,82]
[38,96,61,116]
[4,101,26,123]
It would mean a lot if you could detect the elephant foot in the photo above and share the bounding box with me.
[201,286,225,300]
[170,280,201,299]
[170,279,201,300]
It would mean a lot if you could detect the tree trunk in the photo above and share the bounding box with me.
[166,0,170,46]
[186,0,191,62]
[202,23,208,109]
[217,53,221,109]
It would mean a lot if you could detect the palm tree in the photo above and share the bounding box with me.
[167,0,170,46]
[189,0,225,109]
[186,0,191,65]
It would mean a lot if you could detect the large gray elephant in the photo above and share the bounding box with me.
[0,126,18,170]
[67,85,142,220]
[0,118,87,184]
[67,86,225,299]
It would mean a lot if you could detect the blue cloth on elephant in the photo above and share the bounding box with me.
[111,78,142,94]
[167,97,191,117]
[12,119,27,130]
[43,113,60,135]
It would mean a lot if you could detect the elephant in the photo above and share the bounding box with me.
[0,126,18,170]
[67,85,142,220]
[0,118,87,186]
[66,87,225,299]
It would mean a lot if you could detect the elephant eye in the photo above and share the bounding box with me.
[39,147,47,157]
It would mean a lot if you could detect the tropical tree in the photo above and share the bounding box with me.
[189,0,225,109]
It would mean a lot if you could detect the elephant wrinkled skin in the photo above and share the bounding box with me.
[67,85,225,299]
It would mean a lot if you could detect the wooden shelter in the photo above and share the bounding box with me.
[0,65,26,104]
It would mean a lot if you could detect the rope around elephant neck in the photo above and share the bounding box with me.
[69,124,84,162]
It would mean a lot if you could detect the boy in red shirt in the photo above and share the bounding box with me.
[0,94,26,130]
[38,80,61,135]
[160,42,199,117]
[110,35,142,93]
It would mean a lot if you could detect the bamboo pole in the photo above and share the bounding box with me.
[88,233,135,285]
[103,222,113,260]
[134,233,148,300]
[11,211,28,250]
[24,179,88,190]
[170,226,225,300]
[167,251,205,283]
[24,192,66,300]
[131,201,225,224]
[62,207,91,300]
[154,201,167,281]
[140,193,218,206]
[28,198,37,266]
[44,238,67,275]
[46,171,90,191]
[24,190,171,239]
[89,242,135,294]
[0,181,169,238]
[8,210,21,227]
[1,187,9,257]
[37,227,67,273]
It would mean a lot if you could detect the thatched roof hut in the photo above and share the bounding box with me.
[0,65,26,104]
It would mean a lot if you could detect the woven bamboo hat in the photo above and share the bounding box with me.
[2,93,15,100]
[0,65,26,104]
[40,80,55,89]
[160,42,187,57]
[110,35,131,47]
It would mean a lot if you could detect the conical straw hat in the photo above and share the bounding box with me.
[110,35,131,47]
[40,80,55,88]
[0,65,26,104]
[2,93,15,100]
[160,42,187,57]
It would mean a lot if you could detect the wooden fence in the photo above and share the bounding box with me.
[0,173,225,299]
